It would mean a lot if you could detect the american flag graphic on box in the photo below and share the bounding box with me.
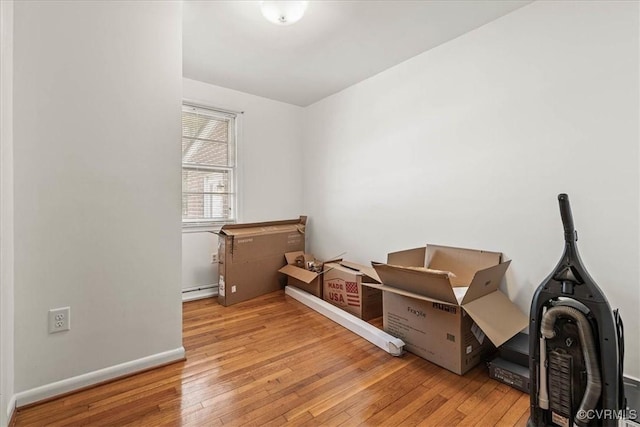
[345,281,360,307]
[323,261,382,320]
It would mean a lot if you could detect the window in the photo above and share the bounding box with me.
[182,103,236,226]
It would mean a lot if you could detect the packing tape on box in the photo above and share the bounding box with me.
[285,286,405,356]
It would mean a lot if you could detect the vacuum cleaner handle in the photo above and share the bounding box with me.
[558,193,576,242]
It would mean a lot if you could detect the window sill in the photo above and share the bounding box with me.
[182,222,234,233]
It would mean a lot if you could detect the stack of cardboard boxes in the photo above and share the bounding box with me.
[216,217,527,376]
[279,255,383,321]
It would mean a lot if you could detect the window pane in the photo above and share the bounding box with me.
[182,138,229,166]
[182,169,232,221]
[182,104,236,224]
[182,194,232,221]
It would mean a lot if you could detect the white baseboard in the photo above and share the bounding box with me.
[182,286,217,302]
[625,374,640,383]
[5,395,15,426]
[14,346,185,407]
[285,286,404,356]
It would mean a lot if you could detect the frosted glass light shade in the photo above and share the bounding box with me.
[261,1,308,26]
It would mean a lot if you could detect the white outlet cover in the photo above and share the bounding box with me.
[48,307,70,333]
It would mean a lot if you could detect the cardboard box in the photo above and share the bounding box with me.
[368,244,528,375]
[278,252,325,298]
[323,261,383,321]
[217,217,306,306]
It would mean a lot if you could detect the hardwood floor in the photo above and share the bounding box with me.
[14,290,530,426]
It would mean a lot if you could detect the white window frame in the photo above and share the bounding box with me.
[181,101,239,229]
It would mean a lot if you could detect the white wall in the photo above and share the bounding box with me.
[303,1,640,379]
[182,231,218,294]
[182,78,304,293]
[13,0,183,395]
[0,0,14,423]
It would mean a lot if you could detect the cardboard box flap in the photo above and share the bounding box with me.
[278,264,318,284]
[387,247,427,267]
[285,251,305,265]
[362,281,458,306]
[453,287,468,304]
[461,291,528,348]
[338,261,381,284]
[222,224,301,237]
[220,216,306,237]
[360,265,382,284]
[338,261,363,272]
[461,260,511,305]
[427,245,502,287]
[372,262,458,305]
[324,261,360,275]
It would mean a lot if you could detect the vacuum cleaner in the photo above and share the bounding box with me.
[528,194,626,427]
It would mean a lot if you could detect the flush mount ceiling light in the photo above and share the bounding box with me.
[261,1,308,26]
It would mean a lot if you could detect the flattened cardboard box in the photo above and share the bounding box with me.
[323,261,383,321]
[368,244,528,375]
[218,217,306,306]
[278,252,325,298]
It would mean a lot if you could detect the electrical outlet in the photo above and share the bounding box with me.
[48,307,70,333]
[211,253,218,264]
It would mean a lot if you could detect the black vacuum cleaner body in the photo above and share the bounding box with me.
[528,194,625,427]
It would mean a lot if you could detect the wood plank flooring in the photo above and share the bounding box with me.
[14,290,530,426]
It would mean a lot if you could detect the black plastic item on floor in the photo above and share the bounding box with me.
[499,332,529,368]
[624,377,639,425]
[488,356,530,394]
[528,194,626,427]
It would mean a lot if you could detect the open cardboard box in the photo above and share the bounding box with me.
[278,251,336,298]
[367,244,528,374]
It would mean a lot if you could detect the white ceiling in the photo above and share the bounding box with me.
[183,1,532,107]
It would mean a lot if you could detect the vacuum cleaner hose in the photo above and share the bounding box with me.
[541,305,602,427]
